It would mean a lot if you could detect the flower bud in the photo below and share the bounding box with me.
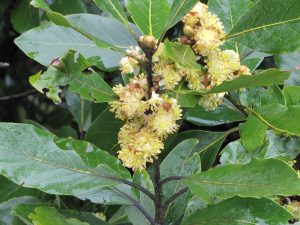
[183,25,195,38]
[139,35,157,49]
[179,36,192,45]
[51,58,64,69]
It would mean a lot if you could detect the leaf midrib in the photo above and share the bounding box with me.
[225,16,300,40]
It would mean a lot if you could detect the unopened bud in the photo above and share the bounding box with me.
[139,35,157,49]
[51,58,63,69]
[238,65,248,74]
[179,36,192,45]
[183,25,195,38]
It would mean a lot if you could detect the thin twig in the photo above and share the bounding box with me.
[0,90,37,101]
[159,176,184,185]
[163,187,189,209]
[114,188,156,225]
[153,159,164,225]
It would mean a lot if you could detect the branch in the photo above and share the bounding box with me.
[153,159,164,224]
[109,177,155,201]
[0,90,38,101]
[163,187,189,209]
[114,188,156,225]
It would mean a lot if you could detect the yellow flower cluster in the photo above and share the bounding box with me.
[182,2,251,110]
[109,76,182,170]
[119,46,145,76]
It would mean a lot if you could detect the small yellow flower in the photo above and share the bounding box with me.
[119,56,140,75]
[179,67,205,90]
[198,93,226,111]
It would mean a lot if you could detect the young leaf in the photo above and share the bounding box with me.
[183,197,293,225]
[176,69,290,95]
[29,206,89,225]
[126,0,170,38]
[30,51,117,104]
[166,0,199,29]
[184,158,300,204]
[250,104,300,136]
[283,86,300,106]
[163,40,202,70]
[0,123,135,205]
[239,114,268,153]
[226,0,300,54]
[160,139,201,224]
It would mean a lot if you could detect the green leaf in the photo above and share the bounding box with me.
[127,171,154,225]
[185,101,246,126]
[182,196,207,223]
[220,131,300,165]
[176,69,290,95]
[65,92,92,132]
[84,108,123,152]
[50,0,86,15]
[160,139,201,224]
[163,40,202,70]
[0,123,135,205]
[92,0,128,25]
[226,0,300,54]
[184,158,300,204]
[183,197,293,225]
[126,0,170,38]
[29,206,89,225]
[275,50,300,85]
[29,51,117,104]
[10,0,40,33]
[239,114,268,153]
[170,130,230,171]
[0,197,40,225]
[239,85,286,108]
[283,86,300,106]
[166,0,199,29]
[250,104,300,136]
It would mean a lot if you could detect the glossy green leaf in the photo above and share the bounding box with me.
[164,40,202,70]
[166,0,199,29]
[239,114,268,153]
[170,130,230,171]
[239,85,286,108]
[275,50,300,85]
[183,197,293,225]
[283,86,300,106]
[184,158,300,204]
[0,123,135,205]
[226,0,300,54]
[65,92,92,132]
[182,196,207,223]
[250,104,300,136]
[10,0,40,33]
[29,206,89,225]
[161,140,201,224]
[185,101,246,126]
[30,51,117,104]
[126,0,170,38]
[92,0,128,24]
[176,69,290,95]
[50,0,86,15]
[84,108,123,152]
[171,83,198,108]
[127,171,154,225]
[0,197,40,225]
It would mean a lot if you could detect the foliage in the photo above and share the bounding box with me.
[0,0,300,224]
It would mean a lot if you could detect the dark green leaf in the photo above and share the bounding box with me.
[126,0,170,38]
[84,108,123,152]
[0,123,134,205]
[29,51,117,103]
[239,114,268,153]
[50,0,86,15]
[250,104,300,136]
[226,0,300,54]
[183,197,293,225]
[160,140,201,224]
[184,158,300,204]
[185,101,246,126]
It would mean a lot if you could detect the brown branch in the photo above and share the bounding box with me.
[0,90,38,101]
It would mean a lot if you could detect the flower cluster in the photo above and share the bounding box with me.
[109,75,182,170]
[119,46,145,76]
